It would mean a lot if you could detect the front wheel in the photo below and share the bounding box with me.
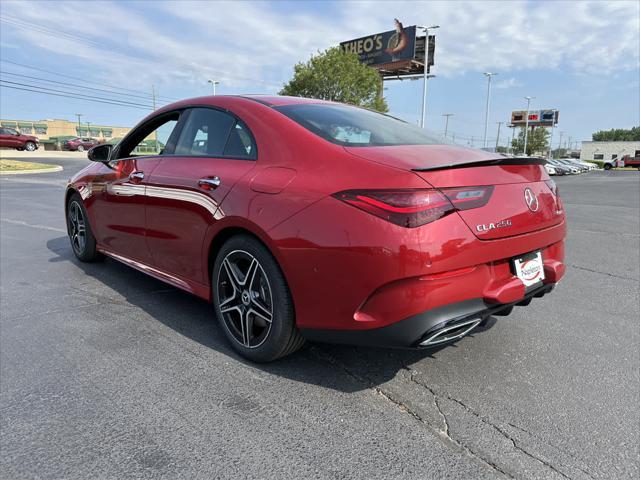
[67,193,102,262]
[77,145,85,152]
[24,141,37,151]
[603,163,612,170]
[212,235,304,362]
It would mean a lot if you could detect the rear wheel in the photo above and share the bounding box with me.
[212,235,304,362]
[77,145,85,152]
[604,163,612,170]
[67,193,101,262]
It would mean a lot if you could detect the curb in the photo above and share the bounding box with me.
[0,165,63,175]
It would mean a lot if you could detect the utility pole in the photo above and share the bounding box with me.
[483,72,498,147]
[523,96,534,155]
[86,121,91,138]
[418,25,439,128]
[152,85,158,153]
[558,131,564,155]
[75,113,82,136]
[208,79,220,95]
[567,136,572,154]
[495,122,503,150]
[442,113,453,138]
[508,123,516,154]
[451,133,455,143]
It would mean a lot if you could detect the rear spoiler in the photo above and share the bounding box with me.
[412,157,547,172]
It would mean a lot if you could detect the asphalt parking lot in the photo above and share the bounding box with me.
[1,155,638,479]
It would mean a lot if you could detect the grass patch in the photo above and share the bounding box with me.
[0,159,58,172]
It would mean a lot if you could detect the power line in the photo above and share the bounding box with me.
[0,79,154,108]
[0,59,177,102]
[0,83,153,110]
[0,71,164,103]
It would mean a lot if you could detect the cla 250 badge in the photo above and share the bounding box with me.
[476,219,512,232]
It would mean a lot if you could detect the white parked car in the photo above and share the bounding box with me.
[545,164,558,175]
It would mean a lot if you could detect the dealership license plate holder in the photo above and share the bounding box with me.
[512,251,545,287]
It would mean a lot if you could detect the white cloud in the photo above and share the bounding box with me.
[494,77,522,89]
[0,0,638,95]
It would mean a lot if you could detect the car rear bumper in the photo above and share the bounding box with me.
[300,282,556,349]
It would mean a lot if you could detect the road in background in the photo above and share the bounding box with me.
[1,156,638,479]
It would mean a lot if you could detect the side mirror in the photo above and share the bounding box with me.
[88,143,113,163]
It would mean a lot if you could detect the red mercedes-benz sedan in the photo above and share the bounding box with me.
[65,95,566,362]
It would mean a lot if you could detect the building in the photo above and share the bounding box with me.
[580,141,640,161]
[0,118,131,141]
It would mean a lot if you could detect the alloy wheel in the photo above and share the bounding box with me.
[25,142,36,151]
[217,249,273,348]
[68,201,86,255]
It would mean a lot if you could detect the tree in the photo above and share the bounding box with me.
[592,127,640,141]
[511,127,550,155]
[280,47,388,112]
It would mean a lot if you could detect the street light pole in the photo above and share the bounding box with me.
[523,96,534,155]
[418,25,439,128]
[483,72,498,148]
[207,79,220,95]
[442,113,453,138]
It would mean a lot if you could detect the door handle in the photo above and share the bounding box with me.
[129,171,144,182]
[198,176,221,191]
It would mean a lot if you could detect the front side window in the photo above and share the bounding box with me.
[116,112,180,159]
[275,103,444,147]
[174,108,254,158]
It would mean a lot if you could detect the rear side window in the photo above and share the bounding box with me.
[275,103,444,147]
[174,108,255,159]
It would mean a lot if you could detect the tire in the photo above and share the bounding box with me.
[66,193,102,262]
[604,163,612,170]
[24,142,36,152]
[212,234,304,362]
[77,145,85,152]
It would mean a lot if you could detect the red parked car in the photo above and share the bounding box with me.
[0,127,39,151]
[64,137,100,152]
[65,96,566,362]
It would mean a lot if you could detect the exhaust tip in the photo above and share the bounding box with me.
[419,318,482,347]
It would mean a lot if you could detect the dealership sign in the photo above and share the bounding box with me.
[511,109,559,127]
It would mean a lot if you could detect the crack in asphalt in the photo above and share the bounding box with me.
[568,264,637,281]
[308,346,512,478]
[309,345,595,480]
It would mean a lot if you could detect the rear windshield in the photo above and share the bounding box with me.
[274,103,444,147]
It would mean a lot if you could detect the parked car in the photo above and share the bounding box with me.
[65,96,566,362]
[604,155,640,170]
[0,127,39,151]
[548,160,574,175]
[559,158,589,172]
[553,159,581,174]
[545,164,558,176]
[64,137,100,152]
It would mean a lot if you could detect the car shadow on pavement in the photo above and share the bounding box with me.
[46,236,498,394]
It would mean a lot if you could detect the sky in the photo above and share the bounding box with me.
[0,0,638,148]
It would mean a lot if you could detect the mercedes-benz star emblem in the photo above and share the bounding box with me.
[524,187,539,212]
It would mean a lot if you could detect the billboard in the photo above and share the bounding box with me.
[511,109,559,127]
[341,20,417,66]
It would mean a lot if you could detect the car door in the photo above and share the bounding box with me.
[145,107,257,284]
[0,128,19,148]
[90,111,182,265]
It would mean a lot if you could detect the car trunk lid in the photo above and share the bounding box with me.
[345,144,563,239]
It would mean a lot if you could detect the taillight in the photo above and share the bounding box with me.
[333,186,493,228]
[545,179,563,214]
[545,179,558,196]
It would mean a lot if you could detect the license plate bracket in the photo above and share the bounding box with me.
[512,251,545,287]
